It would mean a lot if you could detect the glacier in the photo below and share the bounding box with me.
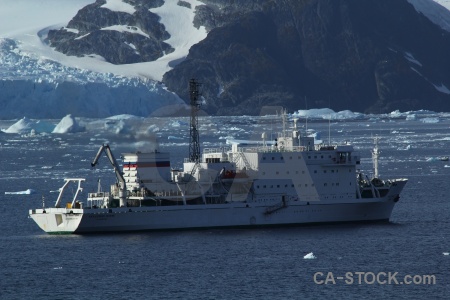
[0,38,185,119]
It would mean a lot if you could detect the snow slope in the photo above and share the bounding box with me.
[408,0,450,32]
[0,0,206,81]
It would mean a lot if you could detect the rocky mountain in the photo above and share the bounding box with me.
[37,0,450,115]
[47,0,173,64]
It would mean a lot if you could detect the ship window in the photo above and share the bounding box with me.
[263,185,266,188]
[314,156,317,159]
[263,172,265,175]
[271,185,273,188]
[296,171,299,174]
[286,171,289,174]
[302,171,305,174]
[312,184,314,187]
[272,157,275,160]
[314,170,317,173]
[290,156,292,159]
[331,170,335,173]
[257,185,260,188]
[305,184,308,187]
[329,155,332,158]
[336,183,339,186]
[324,170,327,173]
[263,157,266,160]
[285,184,288,187]
[308,156,311,159]
[349,169,351,172]
[291,184,294,187]
[321,155,324,158]
[281,157,284,160]
[276,171,279,174]
[324,183,327,186]
[277,185,280,188]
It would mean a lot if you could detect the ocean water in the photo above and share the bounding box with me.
[1,116,450,299]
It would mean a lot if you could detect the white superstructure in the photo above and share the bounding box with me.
[29,113,407,234]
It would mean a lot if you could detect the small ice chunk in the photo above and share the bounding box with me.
[5,189,36,195]
[304,252,316,259]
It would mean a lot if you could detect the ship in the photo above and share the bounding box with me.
[29,80,407,234]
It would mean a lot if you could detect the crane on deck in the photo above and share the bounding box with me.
[91,144,127,207]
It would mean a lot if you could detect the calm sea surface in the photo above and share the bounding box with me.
[1,116,449,299]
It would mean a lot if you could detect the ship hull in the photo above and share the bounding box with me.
[29,199,399,234]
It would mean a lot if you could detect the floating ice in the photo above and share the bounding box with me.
[293,108,365,120]
[146,124,160,133]
[106,114,141,120]
[2,117,55,134]
[3,117,33,133]
[171,120,188,127]
[52,114,85,134]
[406,114,417,121]
[303,252,317,259]
[5,189,36,195]
[397,145,412,151]
[443,252,449,256]
[421,117,440,123]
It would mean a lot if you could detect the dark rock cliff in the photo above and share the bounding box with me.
[46,0,173,64]
[163,0,450,115]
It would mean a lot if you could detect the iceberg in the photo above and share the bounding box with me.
[3,117,34,134]
[2,117,55,134]
[293,108,365,120]
[421,117,440,123]
[52,114,85,133]
[303,252,317,259]
[5,189,36,195]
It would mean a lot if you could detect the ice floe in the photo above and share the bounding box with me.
[2,117,55,134]
[5,189,36,195]
[303,252,317,259]
[52,114,85,134]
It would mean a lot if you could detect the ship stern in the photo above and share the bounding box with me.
[29,208,83,234]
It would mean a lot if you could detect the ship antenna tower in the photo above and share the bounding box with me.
[372,136,380,178]
[189,79,201,163]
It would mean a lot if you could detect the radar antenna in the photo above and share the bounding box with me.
[372,136,380,178]
[189,79,201,163]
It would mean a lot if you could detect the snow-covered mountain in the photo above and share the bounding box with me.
[0,0,206,119]
[1,0,450,118]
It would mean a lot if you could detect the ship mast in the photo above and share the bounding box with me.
[372,136,380,178]
[189,79,201,163]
